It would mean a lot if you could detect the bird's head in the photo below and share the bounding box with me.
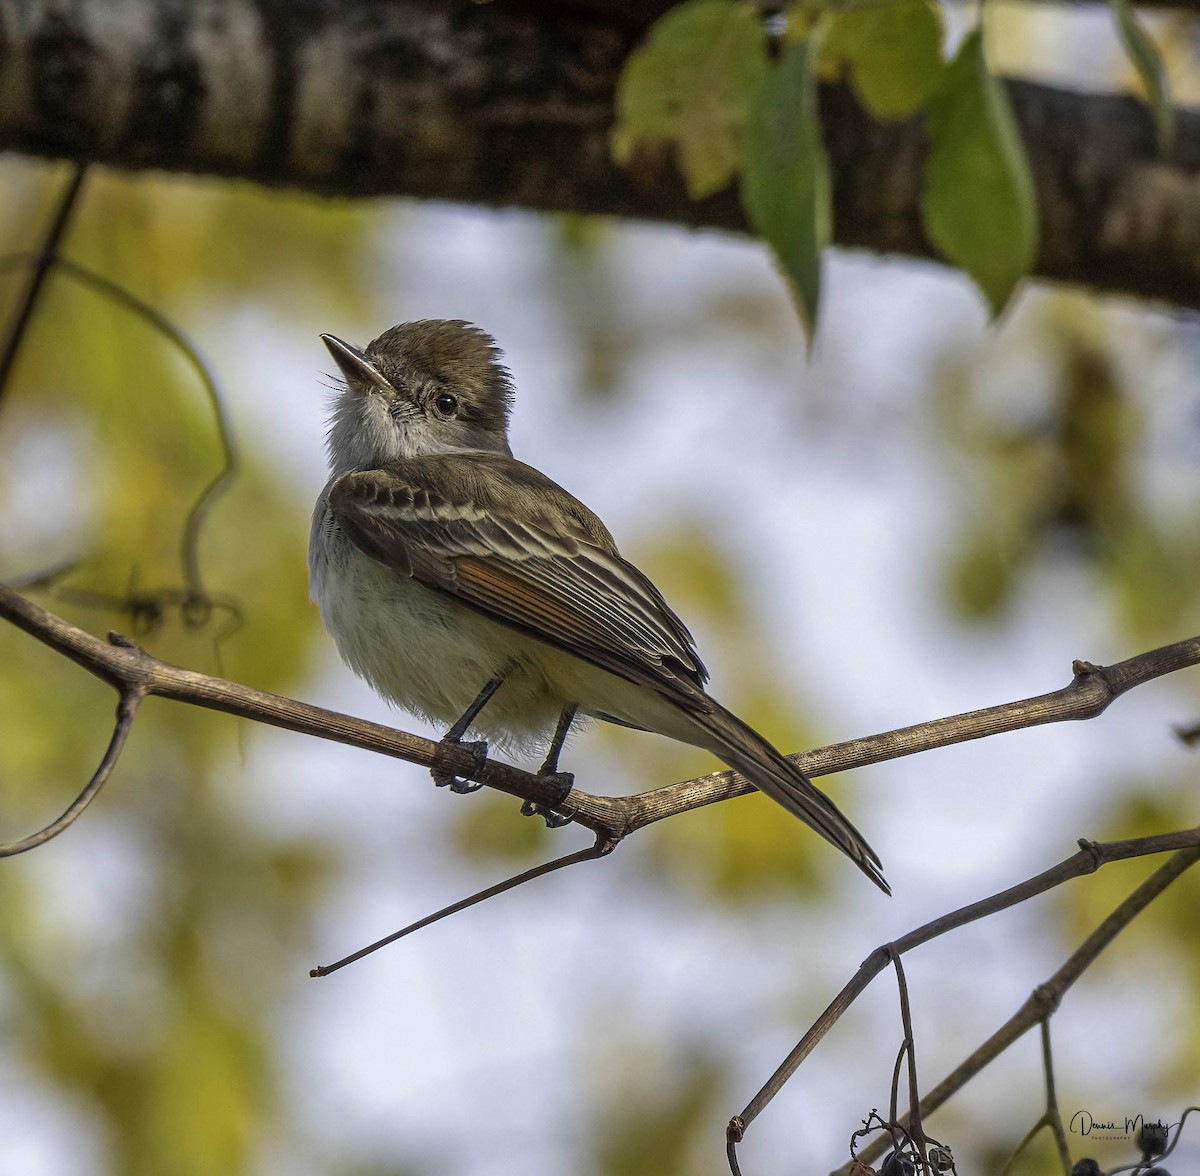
[321,319,514,475]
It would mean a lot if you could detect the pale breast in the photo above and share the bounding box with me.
[308,495,572,749]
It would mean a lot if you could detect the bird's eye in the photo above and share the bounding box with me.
[434,393,458,417]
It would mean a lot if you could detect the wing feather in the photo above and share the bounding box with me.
[327,458,709,700]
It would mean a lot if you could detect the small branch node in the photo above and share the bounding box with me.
[1031,982,1062,1018]
[594,831,622,857]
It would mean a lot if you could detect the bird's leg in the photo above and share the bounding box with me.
[432,664,513,794]
[521,704,577,828]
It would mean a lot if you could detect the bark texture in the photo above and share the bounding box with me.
[2,0,1199,308]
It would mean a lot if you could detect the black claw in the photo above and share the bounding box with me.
[520,770,575,828]
[432,739,489,794]
[520,800,574,828]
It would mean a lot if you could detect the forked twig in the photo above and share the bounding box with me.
[887,951,928,1172]
[729,829,1200,1166]
[996,1022,1070,1176]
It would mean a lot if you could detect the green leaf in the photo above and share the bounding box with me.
[741,37,830,337]
[611,0,767,199]
[1109,0,1174,156]
[921,30,1038,317]
[822,0,945,119]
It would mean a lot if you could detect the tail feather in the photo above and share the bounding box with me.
[692,701,889,895]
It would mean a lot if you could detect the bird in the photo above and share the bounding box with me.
[308,319,887,893]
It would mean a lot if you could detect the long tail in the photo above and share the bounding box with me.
[689,700,889,894]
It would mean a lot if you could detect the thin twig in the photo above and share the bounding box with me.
[0,686,144,855]
[887,951,928,1172]
[0,250,242,663]
[996,1023,1070,1176]
[1040,1020,1073,1175]
[730,829,1200,1154]
[311,832,618,976]
[0,164,87,408]
[999,1118,1050,1176]
[46,256,238,604]
[841,841,1200,1172]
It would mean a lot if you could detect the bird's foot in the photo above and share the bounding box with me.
[431,738,489,794]
[520,770,575,828]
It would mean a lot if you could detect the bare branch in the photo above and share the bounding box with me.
[4,575,1200,1164]
[626,650,1200,834]
[844,841,1200,1171]
[0,583,597,831]
[3,582,1200,850]
[727,829,1200,1163]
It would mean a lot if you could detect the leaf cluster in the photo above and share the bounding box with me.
[612,0,1174,332]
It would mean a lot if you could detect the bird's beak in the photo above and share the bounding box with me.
[320,333,393,394]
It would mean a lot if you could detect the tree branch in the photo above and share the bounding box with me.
[619,648,1200,834]
[3,581,1200,853]
[727,828,1200,1160]
[834,838,1200,1172]
[1,0,1199,307]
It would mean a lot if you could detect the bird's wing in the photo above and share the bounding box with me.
[327,460,709,701]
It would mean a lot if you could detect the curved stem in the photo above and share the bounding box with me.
[0,686,144,855]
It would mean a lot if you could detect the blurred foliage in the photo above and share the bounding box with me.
[742,36,831,335]
[1053,786,1200,1094]
[1109,0,1175,155]
[611,0,766,201]
[937,296,1200,643]
[589,1042,727,1176]
[934,289,1200,1172]
[611,0,1068,322]
[822,0,944,119]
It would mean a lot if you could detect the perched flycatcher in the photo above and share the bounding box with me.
[309,320,887,892]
